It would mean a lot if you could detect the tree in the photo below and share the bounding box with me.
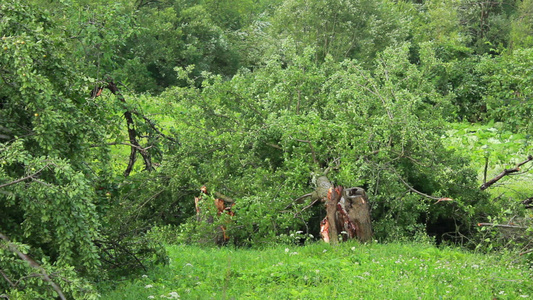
[156,44,488,245]
[268,0,411,64]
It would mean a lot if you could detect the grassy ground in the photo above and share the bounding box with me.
[100,241,532,299]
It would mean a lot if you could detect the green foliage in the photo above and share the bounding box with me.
[269,0,411,64]
[0,2,105,296]
[477,49,533,133]
[101,242,533,299]
[153,44,489,245]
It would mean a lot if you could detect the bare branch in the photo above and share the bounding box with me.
[284,192,314,210]
[480,155,533,190]
[477,223,528,229]
[0,164,50,189]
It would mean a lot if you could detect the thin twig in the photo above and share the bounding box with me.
[293,198,321,217]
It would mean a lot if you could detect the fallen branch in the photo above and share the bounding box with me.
[480,155,533,190]
[477,223,528,229]
[397,175,452,202]
[284,193,313,209]
[0,233,66,300]
[520,249,533,256]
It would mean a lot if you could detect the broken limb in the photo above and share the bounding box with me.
[480,155,533,190]
[0,233,66,300]
[477,223,528,229]
[0,164,51,189]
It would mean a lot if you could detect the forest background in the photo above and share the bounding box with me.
[1,0,532,298]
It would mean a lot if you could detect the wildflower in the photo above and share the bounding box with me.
[499,291,505,295]
[148,296,155,299]
[145,285,153,289]
[142,274,148,278]
[168,292,179,299]
[296,231,303,234]
[285,248,290,253]
[351,247,356,251]
[315,269,320,274]
[323,249,327,253]
[308,234,314,238]
[290,252,298,256]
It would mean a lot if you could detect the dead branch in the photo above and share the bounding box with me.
[0,232,66,300]
[520,249,533,256]
[477,223,528,229]
[480,155,533,190]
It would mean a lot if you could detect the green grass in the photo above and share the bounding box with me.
[100,241,533,299]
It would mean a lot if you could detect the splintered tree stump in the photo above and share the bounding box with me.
[321,186,373,244]
[342,187,372,243]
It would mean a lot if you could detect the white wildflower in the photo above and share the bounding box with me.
[285,248,289,253]
[296,231,303,234]
[145,284,153,289]
[142,274,148,278]
[168,292,179,299]
[323,249,327,253]
[351,247,356,251]
[148,296,155,299]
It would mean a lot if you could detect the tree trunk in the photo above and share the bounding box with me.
[321,185,373,244]
[342,187,373,242]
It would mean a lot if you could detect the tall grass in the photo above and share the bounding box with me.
[101,241,532,299]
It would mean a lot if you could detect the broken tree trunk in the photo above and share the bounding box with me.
[194,186,235,245]
[341,187,373,243]
[325,187,342,245]
[321,186,373,244]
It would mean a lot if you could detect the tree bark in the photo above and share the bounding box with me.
[342,187,373,242]
[325,187,341,245]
